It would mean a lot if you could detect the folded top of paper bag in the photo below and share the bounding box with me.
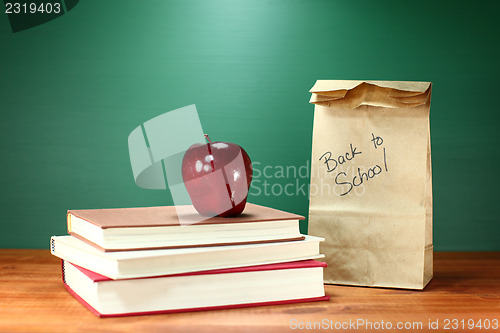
[309,80,431,109]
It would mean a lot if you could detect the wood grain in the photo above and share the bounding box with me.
[0,250,499,333]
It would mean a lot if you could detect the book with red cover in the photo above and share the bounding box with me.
[62,259,329,317]
[67,203,305,251]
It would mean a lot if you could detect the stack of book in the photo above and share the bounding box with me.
[50,203,329,317]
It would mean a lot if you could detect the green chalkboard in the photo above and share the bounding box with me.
[1,0,499,250]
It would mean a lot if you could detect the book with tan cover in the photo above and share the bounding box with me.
[67,203,305,251]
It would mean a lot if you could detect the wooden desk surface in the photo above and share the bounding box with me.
[0,250,499,333]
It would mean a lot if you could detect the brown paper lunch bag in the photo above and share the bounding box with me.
[308,80,433,289]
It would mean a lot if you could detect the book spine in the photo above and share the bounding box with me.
[53,240,67,285]
[50,237,56,253]
[67,212,72,233]
[61,260,66,285]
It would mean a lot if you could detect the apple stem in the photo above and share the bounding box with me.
[204,134,212,143]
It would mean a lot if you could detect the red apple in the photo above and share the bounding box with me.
[181,134,252,217]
